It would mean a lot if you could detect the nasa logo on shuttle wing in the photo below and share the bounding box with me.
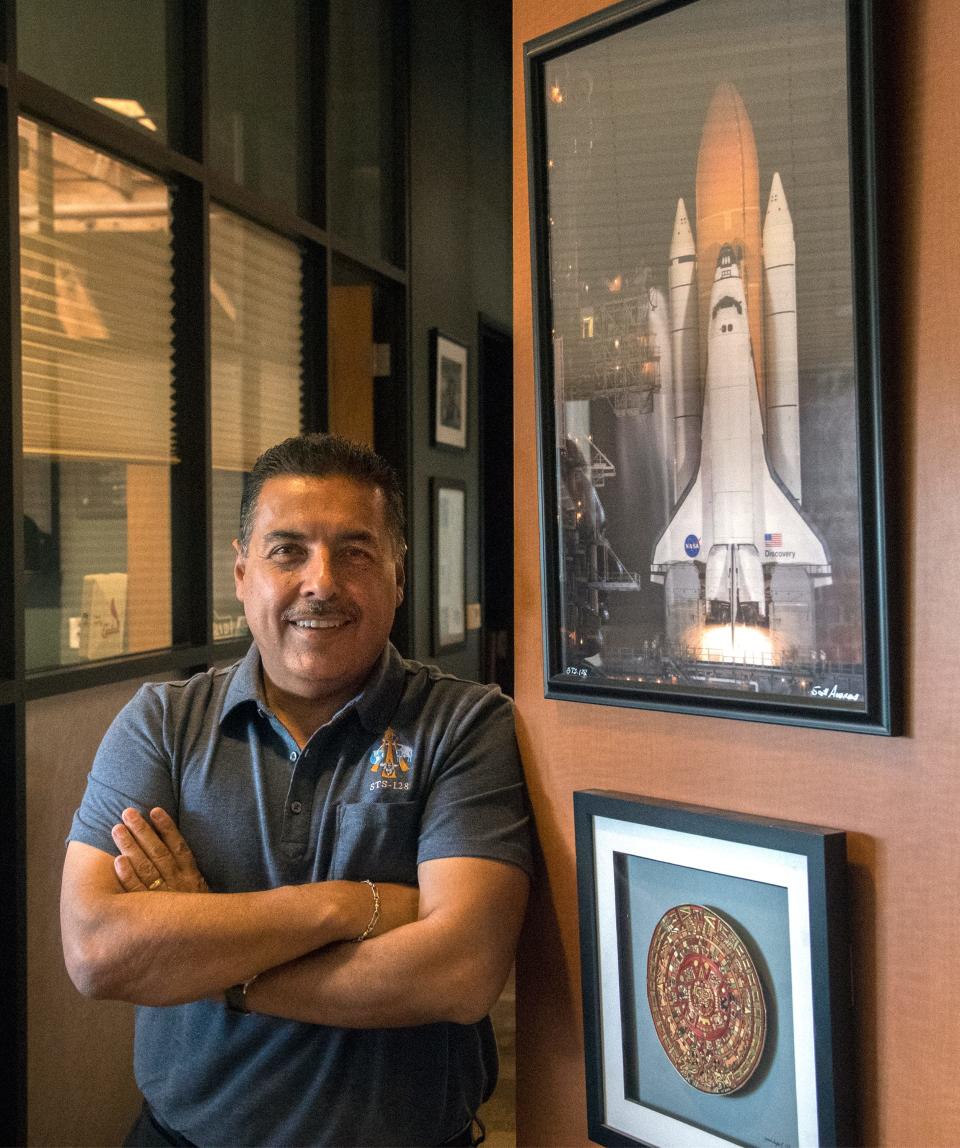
[684,534,701,557]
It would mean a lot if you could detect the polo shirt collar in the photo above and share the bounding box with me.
[354,642,408,732]
[221,640,406,734]
[221,640,267,719]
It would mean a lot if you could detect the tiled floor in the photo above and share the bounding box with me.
[477,969,516,1147]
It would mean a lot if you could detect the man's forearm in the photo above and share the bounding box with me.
[61,844,409,1006]
[63,883,366,1005]
[243,923,497,1029]
[243,859,529,1029]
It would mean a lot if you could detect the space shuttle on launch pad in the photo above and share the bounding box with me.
[650,82,831,639]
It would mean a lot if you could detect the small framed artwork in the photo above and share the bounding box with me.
[431,478,467,653]
[525,0,897,733]
[431,330,469,451]
[574,789,854,1147]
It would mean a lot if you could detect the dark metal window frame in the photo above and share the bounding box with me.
[0,2,411,1141]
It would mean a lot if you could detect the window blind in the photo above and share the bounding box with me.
[210,206,303,637]
[18,118,175,464]
[210,206,303,472]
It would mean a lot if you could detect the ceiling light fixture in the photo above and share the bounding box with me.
[93,97,157,132]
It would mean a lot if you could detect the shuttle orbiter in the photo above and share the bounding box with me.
[651,245,830,629]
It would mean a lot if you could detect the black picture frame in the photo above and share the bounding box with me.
[431,329,469,451]
[574,789,854,1147]
[525,0,897,734]
[431,477,467,653]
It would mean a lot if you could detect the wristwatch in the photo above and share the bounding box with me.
[224,975,257,1014]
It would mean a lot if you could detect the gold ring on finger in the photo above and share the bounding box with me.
[148,878,163,890]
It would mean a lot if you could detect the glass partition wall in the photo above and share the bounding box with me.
[210,207,304,639]
[1,3,410,1141]
[19,119,175,669]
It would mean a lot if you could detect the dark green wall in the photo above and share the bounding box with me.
[408,0,512,680]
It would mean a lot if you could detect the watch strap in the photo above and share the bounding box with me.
[224,975,257,1013]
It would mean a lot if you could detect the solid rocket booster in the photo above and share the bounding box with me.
[695,81,765,408]
[762,171,802,500]
[648,284,675,508]
[651,246,830,619]
[668,198,700,496]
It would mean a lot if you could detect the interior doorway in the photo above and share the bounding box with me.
[478,317,514,695]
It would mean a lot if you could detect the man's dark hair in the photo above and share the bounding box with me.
[238,433,406,556]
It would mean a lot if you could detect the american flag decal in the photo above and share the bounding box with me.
[764,532,783,546]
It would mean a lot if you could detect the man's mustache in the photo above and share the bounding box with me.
[282,601,359,623]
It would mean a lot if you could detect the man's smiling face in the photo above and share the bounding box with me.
[234,473,404,715]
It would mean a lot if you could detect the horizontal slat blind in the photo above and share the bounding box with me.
[210,206,303,639]
[18,118,175,463]
[210,206,303,472]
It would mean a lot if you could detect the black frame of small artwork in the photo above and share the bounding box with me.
[430,476,467,653]
[430,328,469,451]
[574,789,855,1147]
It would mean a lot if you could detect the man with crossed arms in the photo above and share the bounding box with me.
[60,434,531,1147]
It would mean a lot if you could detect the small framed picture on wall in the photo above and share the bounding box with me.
[431,330,468,451]
[431,477,467,653]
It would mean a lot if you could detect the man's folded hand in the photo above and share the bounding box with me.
[111,806,209,894]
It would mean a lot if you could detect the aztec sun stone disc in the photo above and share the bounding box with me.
[646,904,766,1094]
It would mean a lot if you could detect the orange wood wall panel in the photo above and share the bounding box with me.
[328,285,375,449]
[126,463,172,653]
[513,2,960,1144]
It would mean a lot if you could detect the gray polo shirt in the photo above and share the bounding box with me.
[69,642,532,1147]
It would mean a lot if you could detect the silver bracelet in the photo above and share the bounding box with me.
[353,878,381,942]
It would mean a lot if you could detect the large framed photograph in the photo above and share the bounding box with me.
[525,0,896,733]
[431,477,467,653]
[574,789,854,1147]
[431,330,469,451]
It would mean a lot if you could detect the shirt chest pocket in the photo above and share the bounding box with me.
[332,801,420,885]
